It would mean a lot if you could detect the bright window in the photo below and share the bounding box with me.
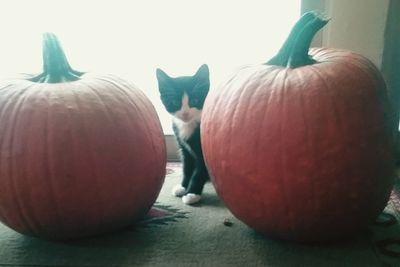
[0,0,300,134]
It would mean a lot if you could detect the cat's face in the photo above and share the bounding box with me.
[156,64,210,123]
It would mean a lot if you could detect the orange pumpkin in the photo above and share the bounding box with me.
[201,13,395,241]
[0,33,166,240]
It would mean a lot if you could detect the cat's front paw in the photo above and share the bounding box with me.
[182,193,202,205]
[172,184,186,197]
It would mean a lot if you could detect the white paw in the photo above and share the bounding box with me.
[182,193,202,205]
[172,184,186,197]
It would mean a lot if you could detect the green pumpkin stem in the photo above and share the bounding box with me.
[267,12,329,68]
[29,32,84,83]
[267,12,315,66]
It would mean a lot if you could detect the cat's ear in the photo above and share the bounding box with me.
[194,64,210,91]
[194,64,209,79]
[156,68,171,84]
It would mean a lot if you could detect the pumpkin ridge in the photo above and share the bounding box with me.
[7,84,40,234]
[212,73,240,190]
[96,76,167,171]
[76,82,117,226]
[43,91,65,234]
[308,65,351,193]
[209,74,235,174]
[69,84,107,228]
[334,52,384,88]
[278,69,295,232]
[0,84,32,228]
[226,72,253,169]
[254,67,282,190]
[308,65,346,140]
[97,76,167,196]
[307,63,381,213]
[58,82,107,233]
[202,83,223,173]
[294,69,317,222]
[335,57,393,140]
[251,72,273,223]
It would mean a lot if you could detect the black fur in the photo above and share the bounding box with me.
[172,123,209,194]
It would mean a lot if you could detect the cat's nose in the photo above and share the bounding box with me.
[181,112,191,121]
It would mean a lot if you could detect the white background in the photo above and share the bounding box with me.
[0,0,300,133]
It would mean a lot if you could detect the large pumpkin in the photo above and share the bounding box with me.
[201,13,395,242]
[0,33,166,240]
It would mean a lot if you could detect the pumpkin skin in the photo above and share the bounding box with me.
[201,14,395,242]
[0,35,166,240]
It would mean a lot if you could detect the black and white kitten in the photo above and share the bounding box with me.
[156,64,210,205]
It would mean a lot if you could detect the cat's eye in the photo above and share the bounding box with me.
[171,100,181,107]
[190,98,203,107]
[190,99,199,105]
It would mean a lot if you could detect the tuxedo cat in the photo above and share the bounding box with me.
[156,64,210,205]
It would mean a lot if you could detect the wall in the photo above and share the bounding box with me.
[303,0,389,68]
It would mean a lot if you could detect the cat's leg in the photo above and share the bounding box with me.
[181,149,195,189]
[172,148,194,197]
[182,162,208,205]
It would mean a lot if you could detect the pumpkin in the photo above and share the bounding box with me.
[201,12,395,242]
[0,33,166,240]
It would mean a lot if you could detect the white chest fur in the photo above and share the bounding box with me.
[173,117,200,141]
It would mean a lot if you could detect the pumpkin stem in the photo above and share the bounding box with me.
[29,33,84,83]
[267,12,329,68]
